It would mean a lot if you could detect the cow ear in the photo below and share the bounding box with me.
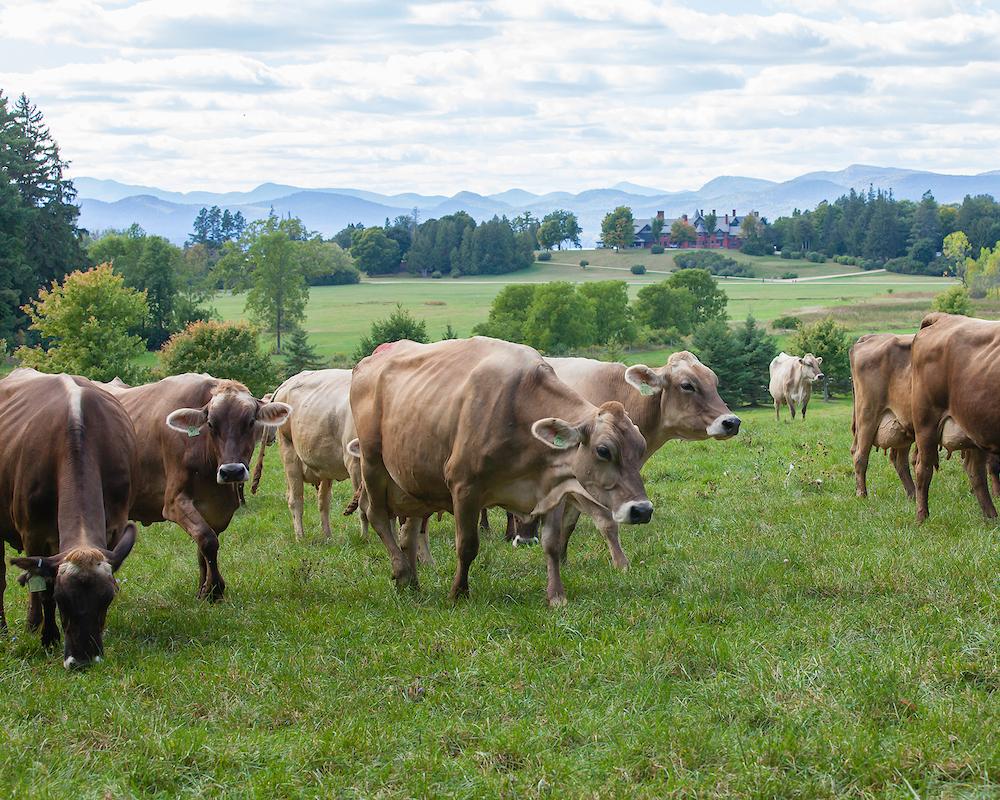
[624,364,663,396]
[798,357,805,364]
[815,356,823,365]
[531,418,584,450]
[11,554,61,581]
[166,407,208,433]
[105,523,137,572]
[346,438,362,459]
[257,401,291,428]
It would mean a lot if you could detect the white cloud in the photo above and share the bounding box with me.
[0,0,997,192]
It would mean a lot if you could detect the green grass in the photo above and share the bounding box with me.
[2,400,998,797]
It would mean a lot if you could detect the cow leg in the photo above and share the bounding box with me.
[417,516,435,565]
[479,508,491,532]
[318,479,333,540]
[558,503,581,562]
[40,584,59,649]
[851,421,877,497]
[890,446,916,500]
[504,512,516,542]
[26,592,42,631]
[0,557,6,634]
[990,454,1000,497]
[397,517,422,591]
[541,505,567,607]
[450,491,482,600]
[788,399,797,419]
[595,516,630,571]
[801,399,808,419]
[280,448,306,541]
[774,399,781,421]
[964,449,998,519]
[360,496,413,590]
[163,492,226,601]
[914,431,938,522]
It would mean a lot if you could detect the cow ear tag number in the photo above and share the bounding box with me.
[187,426,201,437]
[639,383,655,396]
[27,575,47,592]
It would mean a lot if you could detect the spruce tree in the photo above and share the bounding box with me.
[282,327,325,378]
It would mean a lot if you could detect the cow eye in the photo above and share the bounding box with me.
[206,419,215,431]
[681,382,695,392]
[596,444,612,461]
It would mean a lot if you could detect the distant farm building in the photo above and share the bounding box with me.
[601,209,758,249]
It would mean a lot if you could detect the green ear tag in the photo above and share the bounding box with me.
[27,575,47,593]
[553,435,566,448]
[639,383,655,396]
[187,426,201,437]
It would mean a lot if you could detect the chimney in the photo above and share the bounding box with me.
[682,214,688,222]
[711,209,716,216]
[724,213,729,225]
[732,209,736,217]
[656,210,664,220]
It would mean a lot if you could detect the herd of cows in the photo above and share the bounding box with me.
[0,311,995,670]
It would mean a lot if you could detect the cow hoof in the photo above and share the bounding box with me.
[613,558,631,572]
[512,535,538,548]
[197,584,225,602]
[41,630,60,649]
[548,594,568,608]
[393,571,417,591]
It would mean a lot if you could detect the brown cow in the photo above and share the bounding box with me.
[911,312,1000,522]
[1,369,138,668]
[511,352,740,568]
[102,374,290,599]
[350,337,653,606]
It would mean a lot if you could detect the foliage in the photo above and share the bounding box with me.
[771,314,802,330]
[351,227,401,276]
[537,251,552,261]
[670,219,697,246]
[667,269,729,324]
[790,317,851,398]
[15,263,148,382]
[405,212,476,276]
[631,264,646,275]
[384,215,415,259]
[931,285,971,316]
[353,304,429,362]
[523,282,596,354]
[690,316,777,407]
[472,285,538,343]
[579,259,589,268]
[158,320,277,396]
[0,91,85,341]
[650,244,664,254]
[600,206,634,250]
[281,327,326,379]
[298,238,360,286]
[456,216,534,275]
[578,281,636,345]
[674,251,754,277]
[188,206,246,250]
[942,231,971,281]
[634,284,697,335]
[965,243,1000,297]
[536,209,581,250]
[332,222,364,249]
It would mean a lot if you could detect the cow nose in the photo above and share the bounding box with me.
[628,501,653,524]
[721,416,741,435]
[816,373,825,381]
[217,463,249,483]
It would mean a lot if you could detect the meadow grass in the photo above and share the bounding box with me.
[1,400,997,798]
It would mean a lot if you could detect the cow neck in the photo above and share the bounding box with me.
[604,367,669,454]
[56,389,110,553]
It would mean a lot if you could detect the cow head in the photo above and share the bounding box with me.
[165,381,291,484]
[624,351,741,441]
[799,354,824,382]
[12,523,137,669]
[532,401,653,525]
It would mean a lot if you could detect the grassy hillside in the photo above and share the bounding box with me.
[211,250,955,359]
[2,400,997,796]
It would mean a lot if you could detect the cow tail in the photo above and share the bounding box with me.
[343,486,362,517]
[251,433,269,495]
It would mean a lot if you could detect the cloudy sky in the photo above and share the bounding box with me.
[0,0,996,194]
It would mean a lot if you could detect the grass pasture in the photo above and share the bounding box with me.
[2,401,998,797]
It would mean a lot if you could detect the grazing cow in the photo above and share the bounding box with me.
[350,336,653,606]
[256,369,368,541]
[769,352,824,420]
[513,352,740,569]
[911,313,1000,522]
[0,369,138,668]
[102,374,290,599]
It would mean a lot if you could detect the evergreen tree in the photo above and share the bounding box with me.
[691,319,746,407]
[734,315,778,406]
[282,327,325,378]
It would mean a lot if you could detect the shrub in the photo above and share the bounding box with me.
[537,251,552,262]
[781,272,799,280]
[740,241,771,256]
[884,256,922,274]
[806,251,826,263]
[650,245,664,254]
[353,304,429,362]
[158,320,277,396]
[771,314,802,330]
[674,250,754,277]
[932,285,971,316]
[579,260,589,268]
[779,249,795,260]
[431,270,443,279]
[790,317,851,398]
[15,263,149,384]
[861,258,880,271]
[631,264,647,275]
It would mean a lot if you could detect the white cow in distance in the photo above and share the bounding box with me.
[769,352,824,420]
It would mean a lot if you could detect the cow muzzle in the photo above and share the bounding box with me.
[614,500,653,525]
[707,414,741,438]
[814,373,825,382]
[217,463,250,484]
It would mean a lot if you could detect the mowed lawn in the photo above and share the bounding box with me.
[211,252,955,360]
[1,400,997,797]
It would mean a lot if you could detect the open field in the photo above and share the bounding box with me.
[212,253,955,359]
[2,400,997,797]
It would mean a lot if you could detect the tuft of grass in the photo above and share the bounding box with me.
[1,400,997,796]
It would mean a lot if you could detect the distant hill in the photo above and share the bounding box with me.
[75,165,1000,246]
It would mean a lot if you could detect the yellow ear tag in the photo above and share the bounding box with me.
[640,383,655,396]
[553,435,566,448]
[27,575,47,593]
[187,426,201,437]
